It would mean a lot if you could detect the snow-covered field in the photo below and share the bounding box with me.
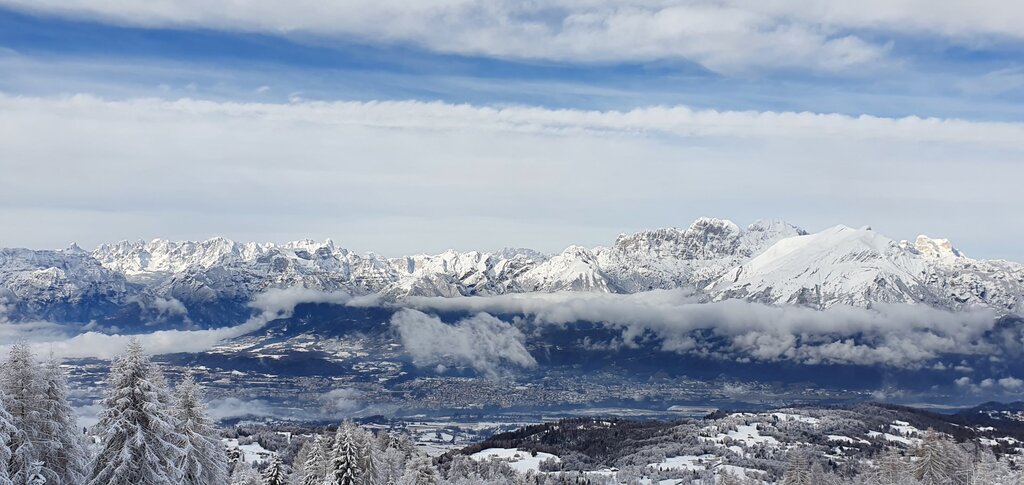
[470,448,561,473]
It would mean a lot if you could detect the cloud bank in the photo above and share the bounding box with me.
[2,94,1022,259]
[1,287,351,359]
[3,1,1023,73]
[401,290,1004,368]
[390,308,536,376]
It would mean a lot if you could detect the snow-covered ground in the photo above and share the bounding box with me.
[470,448,561,473]
[223,438,274,464]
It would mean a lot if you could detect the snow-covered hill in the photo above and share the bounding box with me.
[1,217,1022,325]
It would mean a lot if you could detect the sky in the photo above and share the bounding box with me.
[0,1,1023,259]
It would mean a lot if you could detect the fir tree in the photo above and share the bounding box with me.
[173,372,229,485]
[26,461,47,485]
[38,355,88,485]
[301,435,328,485]
[327,424,363,485]
[398,455,438,485]
[914,429,953,485]
[262,455,287,485]
[356,428,379,485]
[780,450,812,485]
[0,390,17,485]
[2,343,46,484]
[230,462,262,485]
[872,448,910,485]
[87,339,184,485]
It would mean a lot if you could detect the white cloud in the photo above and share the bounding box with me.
[390,308,536,376]
[205,397,277,420]
[320,388,365,415]
[953,376,1024,394]
[998,377,1024,391]
[3,1,1023,72]
[1,287,351,359]
[1,94,1022,259]
[401,290,1002,367]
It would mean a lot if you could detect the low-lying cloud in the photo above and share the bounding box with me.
[1,287,351,359]
[390,308,536,377]
[402,290,1004,368]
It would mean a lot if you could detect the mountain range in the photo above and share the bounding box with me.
[1,217,1021,327]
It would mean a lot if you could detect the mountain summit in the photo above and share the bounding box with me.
[1,218,1021,326]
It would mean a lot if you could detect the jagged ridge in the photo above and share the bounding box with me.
[1,218,1021,327]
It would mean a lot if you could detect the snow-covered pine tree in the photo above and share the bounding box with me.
[0,389,16,485]
[262,455,287,485]
[230,462,262,485]
[356,428,379,485]
[38,355,88,485]
[2,343,46,484]
[398,454,438,485]
[914,429,953,485]
[780,450,812,485]
[872,448,910,485]
[301,435,328,485]
[375,447,407,485]
[26,461,46,485]
[87,339,184,485]
[173,372,229,485]
[327,424,363,485]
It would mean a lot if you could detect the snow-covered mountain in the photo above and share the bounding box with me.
[1,217,1022,326]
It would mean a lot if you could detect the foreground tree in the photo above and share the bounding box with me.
[913,430,953,485]
[0,391,16,485]
[230,462,262,485]
[173,373,229,485]
[87,340,184,485]
[263,455,288,485]
[399,454,438,485]
[2,343,46,483]
[781,450,812,485]
[357,429,380,485]
[327,424,363,485]
[300,435,330,485]
[38,355,88,485]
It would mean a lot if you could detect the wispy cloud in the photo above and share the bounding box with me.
[3,1,1022,73]
[1,94,1022,258]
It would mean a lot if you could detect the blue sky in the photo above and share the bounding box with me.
[1,1,1023,258]
[3,6,1023,119]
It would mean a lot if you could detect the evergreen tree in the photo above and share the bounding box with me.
[327,424,362,485]
[780,450,812,485]
[376,447,407,485]
[0,390,16,485]
[38,355,88,485]
[26,461,46,485]
[173,372,229,485]
[872,448,910,485]
[262,455,287,485]
[87,340,184,485]
[717,469,743,485]
[356,428,379,485]
[230,462,262,485]
[398,454,438,485]
[2,343,46,484]
[301,435,328,485]
[914,429,953,485]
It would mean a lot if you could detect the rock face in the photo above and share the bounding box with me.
[1,217,1022,326]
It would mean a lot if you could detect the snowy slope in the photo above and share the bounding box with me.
[1,217,1022,325]
[706,226,1024,311]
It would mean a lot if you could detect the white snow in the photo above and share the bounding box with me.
[223,439,274,464]
[470,448,561,473]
